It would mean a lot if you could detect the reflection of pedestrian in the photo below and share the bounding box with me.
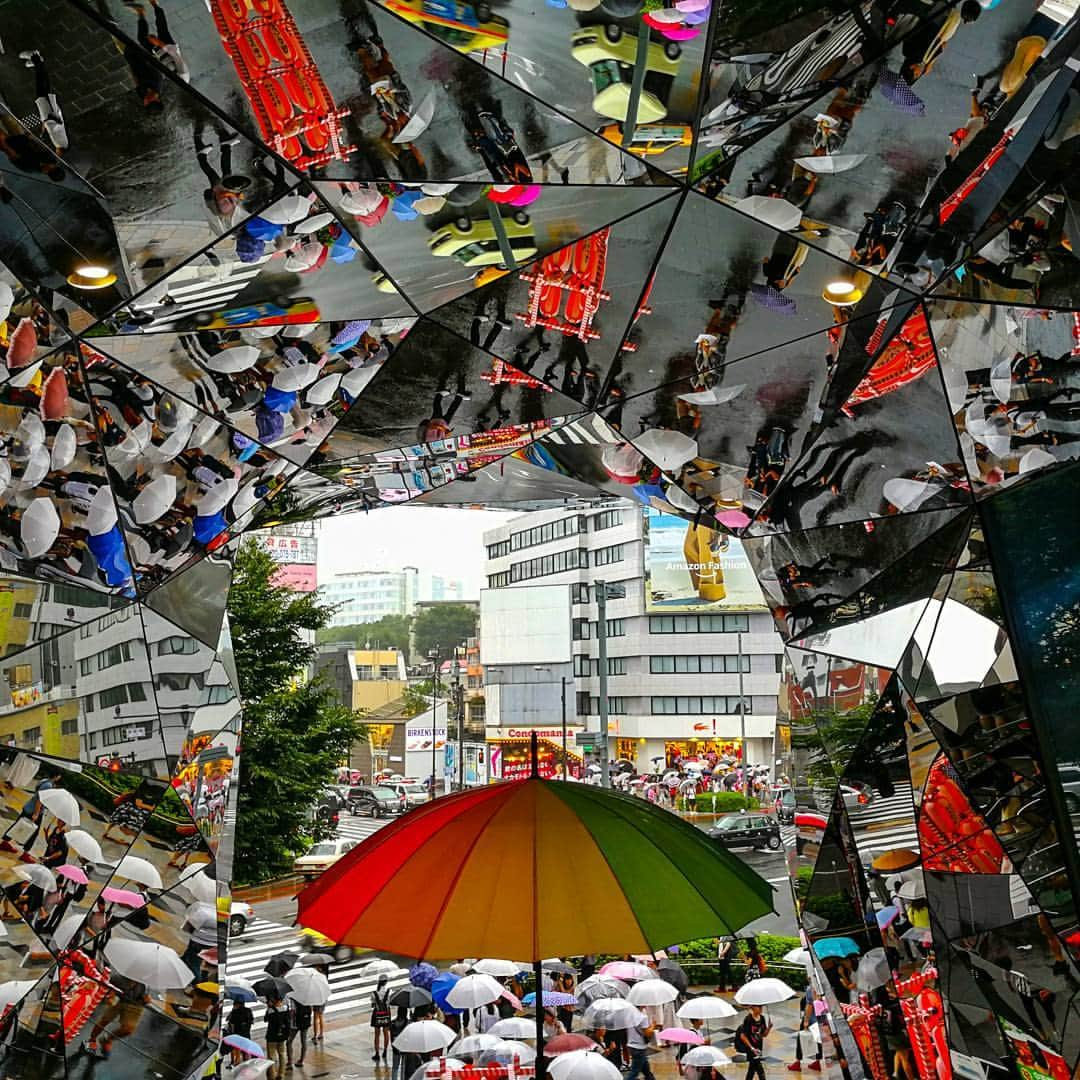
[417,384,469,443]
[18,52,67,153]
[291,1000,312,1066]
[194,126,246,235]
[85,974,149,1058]
[0,771,60,856]
[715,937,734,992]
[226,1001,254,1067]
[787,985,822,1072]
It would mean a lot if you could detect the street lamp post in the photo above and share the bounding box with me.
[561,676,568,781]
[428,647,440,801]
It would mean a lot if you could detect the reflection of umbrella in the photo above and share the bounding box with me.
[733,195,802,231]
[897,880,925,901]
[749,283,797,315]
[56,864,89,885]
[53,915,85,951]
[104,940,194,990]
[448,973,503,1010]
[21,497,60,558]
[682,1047,732,1067]
[390,986,434,1008]
[38,788,80,826]
[133,474,177,524]
[393,1020,457,1053]
[783,948,810,965]
[432,971,463,1014]
[235,1062,273,1080]
[812,938,860,959]
[364,959,404,976]
[483,1040,537,1065]
[0,981,40,1010]
[660,1029,704,1045]
[252,976,292,1000]
[734,979,795,1006]
[677,997,737,1020]
[285,966,332,1006]
[207,346,260,374]
[633,429,698,472]
[871,849,920,873]
[101,886,145,908]
[113,855,163,889]
[488,1018,537,1039]
[547,1050,621,1080]
[263,952,299,976]
[793,154,867,174]
[902,927,933,947]
[226,983,257,1003]
[627,981,678,1006]
[878,69,926,115]
[855,948,891,993]
[178,867,216,903]
[409,962,439,988]
[393,90,438,144]
[14,865,55,891]
[524,990,578,1007]
[545,1034,598,1056]
[223,1035,265,1058]
[581,1000,647,1030]
[543,960,576,974]
[261,193,312,224]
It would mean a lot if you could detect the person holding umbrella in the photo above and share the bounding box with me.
[0,769,61,857]
[291,997,313,1066]
[625,1012,657,1080]
[84,973,150,1059]
[786,984,821,1072]
[372,974,393,1063]
[734,1004,772,1080]
[264,993,293,1079]
[225,998,255,1069]
[390,1004,410,1080]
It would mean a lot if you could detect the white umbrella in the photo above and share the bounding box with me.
[104,940,194,990]
[447,973,504,1010]
[488,1018,537,1039]
[281,324,319,339]
[393,1020,458,1053]
[548,1051,621,1080]
[261,193,313,225]
[14,864,56,891]
[86,484,118,535]
[363,959,404,976]
[51,424,77,471]
[206,346,261,374]
[484,1040,536,1065]
[190,414,220,449]
[21,444,51,488]
[682,1046,732,1067]
[733,195,802,231]
[897,880,925,901]
[576,975,628,1004]
[855,948,891,993]
[65,829,103,863]
[112,854,163,889]
[408,1058,466,1080]
[793,154,867,174]
[178,866,216,903]
[627,980,678,1006]
[782,948,810,965]
[453,1034,501,1055]
[133,474,177,524]
[53,914,84,951]
[633,429,698,472]
[677,997,737,1020]
[235,1063,274,1080]
[393,90,438,144]
[285,966,331,1006]
[306,372,342,407]
[1020,447,1056,475]
[226,976,257,994]
[0,457,10,497]
[272,363,321,391]
[293,212,335,235]
[0,980,39,1009]
[734,979,795,1006]
[38,788,80,826]
[677,386,745,406]
[581,1000,647,1030]
[21,497,59,558]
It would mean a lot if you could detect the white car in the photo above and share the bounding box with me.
[293,838,359,881]
[229,901,256,936]
[391,781,428,809]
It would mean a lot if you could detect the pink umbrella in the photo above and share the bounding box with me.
[660,1029,705,1045]
[599,962,655,982]
[199,948,219,966]
[501,989,523,1009]
[56,865,89,886]
[509,185,542,207]
[101,886,146,908]
[660,25,700,38]
[715,509,751,529]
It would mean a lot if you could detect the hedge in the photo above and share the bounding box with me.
[686,792,758,813]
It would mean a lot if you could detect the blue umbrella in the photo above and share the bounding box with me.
[431,971,463,1014]
[749,283,797,316]
[523,991,578,1007]
[410,962,439,989]
[223,1035,265,1057]
[812,937,861,959]
[225,986,256,1003]
[875,906,899,929]
[879,69,926,116]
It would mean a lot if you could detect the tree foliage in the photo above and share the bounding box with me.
[412,604,477,660]
[402,677,445,718]
[316,614,413,657]
[230,541,367,884]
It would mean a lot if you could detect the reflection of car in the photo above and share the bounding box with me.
[293,838,359,881]
[428,214,537,268]
[841,782,874,811]
[372,270,401,294]
[384,0,509,53]
[464,109,533,184]
[571,26,681,123]
[229,901,256,936]
[298,927,358,964]
[598,122,692,154]
[707,812,782,851]
[775,788,796,824]
[348,784,404,818]
[191,296,320,329]
[390,781,428,809]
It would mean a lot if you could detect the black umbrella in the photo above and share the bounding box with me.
[263,952,300,976]
[390,985,434,1008]
[542,961,575,975]
[253,976,292,1000]
[658,959,688,992]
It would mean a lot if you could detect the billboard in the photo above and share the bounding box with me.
[256,528,317,592]
[480,585,572,665]
[643,508,767,611]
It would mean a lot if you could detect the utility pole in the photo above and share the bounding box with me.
[738,631,749,802]
[428,647,440,801]
[561,676,568,781]
[456,644,466,791]
[594,580,626,788]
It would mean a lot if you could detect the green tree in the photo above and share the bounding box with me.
[316,614,413,658]
[402,677,444,718]
[412,604,477,660]
[229,541,367,885]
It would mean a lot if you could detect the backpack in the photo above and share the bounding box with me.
[372,990,392,1026]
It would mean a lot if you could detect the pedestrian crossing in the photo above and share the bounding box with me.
[225,918,410,1035]
[845,782,919,856]
[337,813,393,844]
[541,414,616,445]
[133,257,272,329]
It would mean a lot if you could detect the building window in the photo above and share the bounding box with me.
[12,604,32,619]
[487,540,510,559]
[97,641,134,672]
[572,618,591,641]
[650,696,753,715]
[61,718,78,735]
[588,697,627,714]
[157,636,200,656]
[649,655,750,674]
[591,618,625,638]
[607,656,627,675]
[593,543,624,567]
[509,515,585,553]
[576,691,591,717]
[97,683,149,711]
[571,583,590,605]
[649,614,751,634]
[487,572,511,589]
[573,654,592,677]
[591,509,622,532]
[79,658,92,676]
[54,584,111,608]
[21,727,41,745]
[509,547,588,584]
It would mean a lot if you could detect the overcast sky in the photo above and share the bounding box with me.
[317,507,518,597]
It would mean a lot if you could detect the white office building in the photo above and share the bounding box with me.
[482,504,784,773]
[320,567,467,627]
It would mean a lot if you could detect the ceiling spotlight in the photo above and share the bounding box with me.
[822,280,862,306]
[67,265,117,290]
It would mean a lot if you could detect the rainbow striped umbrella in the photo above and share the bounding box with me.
[297,776,773,960]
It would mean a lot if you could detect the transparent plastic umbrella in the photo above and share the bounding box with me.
[38,788,80,826]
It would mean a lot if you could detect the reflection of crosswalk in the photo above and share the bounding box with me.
[136,258,271,328]
[226,919,410,1035]
[845,783,919,855]
[541,414,615,445]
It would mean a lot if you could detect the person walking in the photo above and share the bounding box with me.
[742,939,766,984]
[787,984,822,1072]
[291,999,312,1067]
[715,937,734,992]
[308,956,331,1043]
[17,52,68,154]
[625,1013,657,1080]
[264,995,292,1080]
[735,1004,772,1080]
[225,1000,254,1068]
[371,974,393,1063]
[390,1005,410,1080]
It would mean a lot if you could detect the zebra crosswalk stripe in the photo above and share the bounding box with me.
[846,783,919,854]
